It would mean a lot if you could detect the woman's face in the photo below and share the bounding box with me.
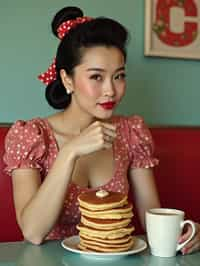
[69,46,126,120]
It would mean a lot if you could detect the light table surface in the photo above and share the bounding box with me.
[0,238,200,266]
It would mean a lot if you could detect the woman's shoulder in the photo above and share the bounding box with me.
[9,117,50,134]
[112,114,146,128]
[112,114,152,143]
[5,117,53,146]
[3,117,51,174]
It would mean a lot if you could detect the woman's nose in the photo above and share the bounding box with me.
[103,81,115,96]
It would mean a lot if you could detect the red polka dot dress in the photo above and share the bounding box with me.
[3,115,158,240]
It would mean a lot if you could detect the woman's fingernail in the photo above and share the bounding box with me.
[182,248,188,255]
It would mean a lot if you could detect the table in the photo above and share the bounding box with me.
[0,239,200,266]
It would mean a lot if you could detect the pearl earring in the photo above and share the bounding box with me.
[66,88,71,94]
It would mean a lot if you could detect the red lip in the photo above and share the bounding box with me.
[99,102,116,110]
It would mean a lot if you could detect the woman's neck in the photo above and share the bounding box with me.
[61,108,95,135]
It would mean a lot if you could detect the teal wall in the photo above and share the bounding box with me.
[1,0,200,125]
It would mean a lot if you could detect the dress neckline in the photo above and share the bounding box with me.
[38,117,120,190]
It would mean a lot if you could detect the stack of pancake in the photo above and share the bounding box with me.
[77,190,135,252]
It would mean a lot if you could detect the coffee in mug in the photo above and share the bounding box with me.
[145,208,196,257]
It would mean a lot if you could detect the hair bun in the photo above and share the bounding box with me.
[52,6,84,38]
[45,79,71,109]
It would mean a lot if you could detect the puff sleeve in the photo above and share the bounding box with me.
[126,116,159,169]
[3,119,48,175]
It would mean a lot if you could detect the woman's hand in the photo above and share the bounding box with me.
[179,222,200,254]
[64,121,117,158]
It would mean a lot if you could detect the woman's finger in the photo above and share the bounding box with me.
[101,122,117,131]
[103,134,114,144]
[182,240,200,254]
[179,224,194,243]
[103,127,117,139]
[181,223,200,254]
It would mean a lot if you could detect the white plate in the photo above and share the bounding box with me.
[61,236,147,260]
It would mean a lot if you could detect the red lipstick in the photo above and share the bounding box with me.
[99,101,116,110]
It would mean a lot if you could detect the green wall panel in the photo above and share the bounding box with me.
[1,0,200,125]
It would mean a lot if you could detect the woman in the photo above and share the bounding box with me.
[3,6,199,253]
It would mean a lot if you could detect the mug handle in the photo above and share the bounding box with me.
[176,220,196,251]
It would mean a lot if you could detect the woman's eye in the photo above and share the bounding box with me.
[90,74,102,81]
[115,73,126,80]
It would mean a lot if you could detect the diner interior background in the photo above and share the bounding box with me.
[0,0,199,125]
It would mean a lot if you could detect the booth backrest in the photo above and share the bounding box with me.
[131,127,200,234]
[0,125,199,241]
[0,125,23,242]
[152,127,199,221]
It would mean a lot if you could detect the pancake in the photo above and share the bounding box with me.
[78,237,134,252]
[79,205,133,219]
[77,223,134,239]
[80,236,134,249]
[78,190,128,211]
[81,216,131,230]
[79,232,133,244]
[77,190,135,253]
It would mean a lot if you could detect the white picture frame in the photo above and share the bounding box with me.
[144,0,200,60]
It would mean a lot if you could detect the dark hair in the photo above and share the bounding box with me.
[45,6,128,109]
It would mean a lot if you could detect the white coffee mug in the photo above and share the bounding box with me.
[145,208,196,257]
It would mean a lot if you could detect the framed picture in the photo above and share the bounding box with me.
[144,0,200,60]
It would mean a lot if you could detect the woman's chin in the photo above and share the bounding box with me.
[95,112,114,120]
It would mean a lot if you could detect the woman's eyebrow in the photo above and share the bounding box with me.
[116,66,125,72]
[86,66,125,72]
[86,68,106,72]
